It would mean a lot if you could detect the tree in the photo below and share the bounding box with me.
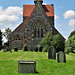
[0,30,2,50]
[68,30,75,38]
[52,34,65,52]
[40,31,53,52]
[71,35,75,50]
[65,33,75,53]
[3,28,11,41]
[3,28,12,46]
[40,31,65,52]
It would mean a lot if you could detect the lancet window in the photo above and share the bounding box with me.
[34,20,43,38]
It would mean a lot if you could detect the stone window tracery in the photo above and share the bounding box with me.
[34,20,43,38]
[15,35,20,41]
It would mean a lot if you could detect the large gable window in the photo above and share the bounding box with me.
[34,20,43,38]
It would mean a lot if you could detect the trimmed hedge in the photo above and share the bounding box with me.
[39,46,43,52]
[14,47,18,52]
[23,45,28,51]
[35,47,38,52]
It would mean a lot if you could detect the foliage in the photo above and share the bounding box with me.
[39,46,43,52]
[71,35,75,50]
[3,42,9,48]
[35,47,38,52]
[42,45,50,52]
[65,34,75,53]
[52,34,65,52]
[6,47,11,52]
[0,30,2,50]
[68,30,75,38]
[14,47,18,52]
[23,45,28,51]
[3,28,11,45]
[40,31,64,52]
[40,31,53,52]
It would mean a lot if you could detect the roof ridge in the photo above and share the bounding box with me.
[23,4,54,17]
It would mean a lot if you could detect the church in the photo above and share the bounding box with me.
[9,0,64,49]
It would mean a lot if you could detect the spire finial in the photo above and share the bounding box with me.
[34,0,43,5]
[34,0,43,1]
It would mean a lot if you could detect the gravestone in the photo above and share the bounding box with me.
[18,60,36,74]
[3,49,7,52]
[57,51,66,63]
[48,46,56,59]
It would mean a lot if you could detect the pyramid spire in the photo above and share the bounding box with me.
[34,0,43,5]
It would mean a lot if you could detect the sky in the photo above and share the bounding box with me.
[0,0,75,42]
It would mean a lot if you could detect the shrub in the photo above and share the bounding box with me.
[39,46,43,52]
[40,31,53,51]
[65,35,75,53]
[14,47,18,52]
[23,45,28,51]
[40,31,65,52]
[35,47,38,52]
[42,45,50,52]
[52,34,65,52]
[6,47,9,51]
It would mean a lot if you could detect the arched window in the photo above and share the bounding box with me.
[38,28,40,38]
[34,20,43,38]
[41,28,43,38]
[34,27,36,38]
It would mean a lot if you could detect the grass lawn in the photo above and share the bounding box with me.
[0,50,75,75]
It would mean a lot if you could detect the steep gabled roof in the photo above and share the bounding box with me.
[23,4,54,17]
[11,2,54,36]
[11,17,30,35]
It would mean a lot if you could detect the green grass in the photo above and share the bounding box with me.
[0,50,75,75]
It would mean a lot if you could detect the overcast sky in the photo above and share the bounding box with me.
[0,0,75,42]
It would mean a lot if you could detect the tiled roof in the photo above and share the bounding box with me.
[23,4,54,17]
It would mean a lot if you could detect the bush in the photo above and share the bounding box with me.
[23,45,28,51]
[65,35,75,53]
[6,47,9,51]
[42,45,50,52]
[52,34,65,52]
[35,47,38,52]
[39,46,43,52]
[40,31,53,51]
[14,47,18,52]
[40,31,65,52]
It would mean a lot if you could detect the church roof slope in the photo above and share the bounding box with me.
[23,4,54,17]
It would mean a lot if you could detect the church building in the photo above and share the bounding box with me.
[9,0,64,49]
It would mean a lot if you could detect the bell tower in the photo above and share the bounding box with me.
[34,0,43,5]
